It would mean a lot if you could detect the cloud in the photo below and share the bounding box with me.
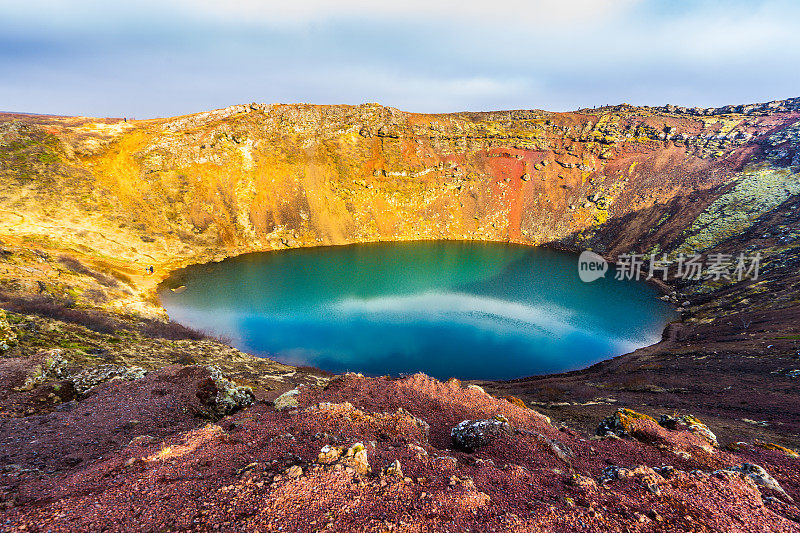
[329,291,577,336]
[289,66,537,112]
[162,0,642,27]
[1,0,798,116]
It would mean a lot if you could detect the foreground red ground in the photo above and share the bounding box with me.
[2,370,799,532]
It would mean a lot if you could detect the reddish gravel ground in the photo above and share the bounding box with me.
[1,372,799,532]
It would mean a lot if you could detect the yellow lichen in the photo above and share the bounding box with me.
[616,408,657,434]
[755,441,799,458]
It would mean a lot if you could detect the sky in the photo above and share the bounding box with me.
[1,0,799,118]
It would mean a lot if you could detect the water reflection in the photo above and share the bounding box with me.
[160,241,676,380]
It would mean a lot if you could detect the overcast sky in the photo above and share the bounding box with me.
[2,0,799,117]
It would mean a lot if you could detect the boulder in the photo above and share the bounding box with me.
[383,459,403,478]
[451,415,513,452]
[721,463,793,502]
[597,408,656,438]
[204,365,254,416]
[317,444,342,464]
[342,442,370,475]
[659,414,718,447]
[273,389,300,411]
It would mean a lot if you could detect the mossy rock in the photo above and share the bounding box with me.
[0,309,18,352]
[505,395,527,409]
[21,351,69,390]
[206,365,255,416]
[659,414,718,448]
[597,408,656,438]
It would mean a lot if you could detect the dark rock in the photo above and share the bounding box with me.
[451,415,513,452]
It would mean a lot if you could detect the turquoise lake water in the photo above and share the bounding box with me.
[159,241,676,380]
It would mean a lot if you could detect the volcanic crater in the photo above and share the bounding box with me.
[1,99,800,531]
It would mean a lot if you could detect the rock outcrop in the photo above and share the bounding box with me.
[451,415,513,451]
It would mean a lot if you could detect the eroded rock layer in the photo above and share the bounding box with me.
[0,100,797,313]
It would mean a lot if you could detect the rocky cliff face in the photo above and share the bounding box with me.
[1,99,798,315]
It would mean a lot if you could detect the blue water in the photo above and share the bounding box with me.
[159,241,676,380]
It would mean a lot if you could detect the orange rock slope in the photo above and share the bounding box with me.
[1,99,798,315]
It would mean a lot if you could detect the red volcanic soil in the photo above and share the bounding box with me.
[2,372,799,531]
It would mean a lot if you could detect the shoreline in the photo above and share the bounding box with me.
[155,238,680,382]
